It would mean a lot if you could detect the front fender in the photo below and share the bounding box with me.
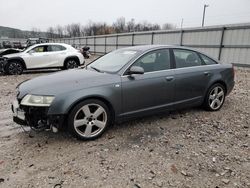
[47,84,122,116]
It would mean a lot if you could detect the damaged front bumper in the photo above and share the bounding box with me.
[11,99,65,132]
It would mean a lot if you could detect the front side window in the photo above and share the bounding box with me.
[173,49,202,68]
[88,49,139,72]
[133,49,171,73]
[200,54,217,65]
[31,46,47,53]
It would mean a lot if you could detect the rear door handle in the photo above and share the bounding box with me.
[166,76,174,81]
[204,71,210,76]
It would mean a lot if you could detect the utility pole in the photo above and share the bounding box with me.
[202,4,209,27]
[180,18,184,29]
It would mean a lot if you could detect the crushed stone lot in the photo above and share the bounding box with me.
[0,62,249,187]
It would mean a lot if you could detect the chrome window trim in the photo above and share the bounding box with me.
[120,63,220,78]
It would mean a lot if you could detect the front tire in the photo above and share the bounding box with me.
[5,61,24,75]
[68,99,111,140]
[204,83,226,111]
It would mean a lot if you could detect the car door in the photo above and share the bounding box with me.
[172,48,211,105]
[121,49,175,117]
[46,45,67,67]
[23,45,51,69]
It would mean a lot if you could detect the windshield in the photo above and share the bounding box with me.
[23,45,37,52]
[88,49,139,72]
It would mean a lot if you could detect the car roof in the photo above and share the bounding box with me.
[117,45,218,62]
[30,43,70,48]
[119,45,197,52]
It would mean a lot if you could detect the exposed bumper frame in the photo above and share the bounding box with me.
[12,101,66,132]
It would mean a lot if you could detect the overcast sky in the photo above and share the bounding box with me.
[0,0,250,31]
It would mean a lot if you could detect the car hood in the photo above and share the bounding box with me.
[3,52,24,58]
[18,69,121,98]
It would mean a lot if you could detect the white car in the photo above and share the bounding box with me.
[3,43,84,75]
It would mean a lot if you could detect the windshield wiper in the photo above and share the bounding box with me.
[90,66,103,73]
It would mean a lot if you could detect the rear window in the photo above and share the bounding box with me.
[173,49,202,68]
[200,54,217,65]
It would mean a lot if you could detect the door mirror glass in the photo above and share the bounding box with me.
[129,66,144,75]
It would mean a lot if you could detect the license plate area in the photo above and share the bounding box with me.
[12,100,25,120]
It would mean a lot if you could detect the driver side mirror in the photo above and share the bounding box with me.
[128,66,144,75]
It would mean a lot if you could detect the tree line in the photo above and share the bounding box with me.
[45,17,176,38]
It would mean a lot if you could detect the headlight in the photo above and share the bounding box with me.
[21,94,55,107]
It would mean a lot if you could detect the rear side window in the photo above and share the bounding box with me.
[200,54,217,65]
[48,45,66,52]
[173,49,202,68]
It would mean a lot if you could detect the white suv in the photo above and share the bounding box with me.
[3,43,84,75]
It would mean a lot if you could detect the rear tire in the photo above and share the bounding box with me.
[5,61,23,75]
[68,99,111,140]
[204,83,226,111]
[64,59,79,69]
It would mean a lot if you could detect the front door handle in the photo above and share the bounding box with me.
[166,76,174,81]
[204,71,210,76]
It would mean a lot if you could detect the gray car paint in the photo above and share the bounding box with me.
[16,45,234,122]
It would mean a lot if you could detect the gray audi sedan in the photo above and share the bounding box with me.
[12,45,235,140]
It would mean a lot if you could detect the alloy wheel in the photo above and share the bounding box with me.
[73,103,107,138]
[8,62,23,75]
[66,60,78,69]
[208,86,225,110]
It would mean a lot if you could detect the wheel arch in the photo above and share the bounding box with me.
[208,80,227,95]
[66,95,116,123]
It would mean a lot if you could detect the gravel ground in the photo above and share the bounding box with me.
[0,60,249,188]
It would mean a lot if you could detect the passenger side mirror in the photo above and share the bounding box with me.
[128,66,144,75]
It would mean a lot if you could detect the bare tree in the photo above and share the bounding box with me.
[162,23,175,30]
[113,17,126,33]
[127,18,135,32]
[31,27,41,37]
[56,25,64,38]
[71,23,81,37]
[47,27,55,38]
[45,18,175,38]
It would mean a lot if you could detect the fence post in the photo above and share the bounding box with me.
[94,36,96,55]
[104,36,107,54]
[132,33,135,46]
[218,27,225,60]
[180,30,184,46]
[116,34,118,49]
[86,37,88,46]
[151,32,154,44]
